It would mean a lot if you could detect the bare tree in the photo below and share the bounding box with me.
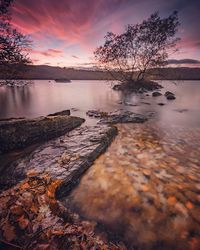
[94,11,180,85]
[0,0,32,83]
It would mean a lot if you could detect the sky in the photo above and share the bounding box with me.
[11,0,200,67]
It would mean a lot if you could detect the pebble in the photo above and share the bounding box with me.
[63,123,200,249]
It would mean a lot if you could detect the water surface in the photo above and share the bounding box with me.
[1,80,200,249]
[0,80,200,128]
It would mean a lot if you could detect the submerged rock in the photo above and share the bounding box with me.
[152,91,162,97]
[0,115,84,154]
[48,109,71,116]
[86,110,147,124]
[166,94,176,100]
[86,110,108,118]
[164,91,175,97]
[113,84,123,91]
[165,91,176,100]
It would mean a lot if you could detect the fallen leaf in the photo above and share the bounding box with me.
[186,201,193,210]
[2,222,16,242]
[167,196,177,206]
[20,182,30,190]
[18,215,30,230]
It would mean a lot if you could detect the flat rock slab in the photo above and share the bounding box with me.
[0,115,84,154]
[86,110,148,124]
[0,125,117,195]
[48,109,71,116]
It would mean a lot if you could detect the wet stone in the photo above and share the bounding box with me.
[86,110,148,124]
[0,114,84,153]
[0,125,117,193]
[152,91,162,97]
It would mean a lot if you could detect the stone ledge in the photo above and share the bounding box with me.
[86,110,148,124]
[0,125,118,192]
[0,115,84,154]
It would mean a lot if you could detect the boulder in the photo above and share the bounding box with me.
[152,91,162,97]
[0,115,84,154]
[86,110,108,118]
[164,91,175,97]
[166,94,176,100]
[86,110,148,124]
[48,109,70,116]
[113,84,123,91]
[164,91,176,100]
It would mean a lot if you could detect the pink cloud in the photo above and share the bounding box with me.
[10,0,200,66]
[32,49,63,57]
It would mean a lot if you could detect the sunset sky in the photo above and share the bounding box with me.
[11,0,200,67]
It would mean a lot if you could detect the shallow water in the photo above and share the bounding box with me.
[62,122,200,249]
[1,80,200,249]
[0,80,200,127]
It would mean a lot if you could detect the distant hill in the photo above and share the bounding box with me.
[0,65,112,80]
[0,64,200,80]
[148,67,200,80]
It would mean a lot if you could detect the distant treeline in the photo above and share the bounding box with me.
[1,64,200,81]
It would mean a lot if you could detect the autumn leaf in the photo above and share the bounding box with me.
[20,182,30,190]
[18,215,30,230]
[2,222,16,242]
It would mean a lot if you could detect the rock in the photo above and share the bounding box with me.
[138,88,144,94]
[152,91,162,97]
[113,84,123,91]
[164,91,175,97]
[164,91,176,100]
[166,94,176,100]
[0,125,117,195]
[48,110,70,116]
[71,108,79,112]
[86,110,108,118]
[0,115,84,153]
[86,110,147,124]
[99,110,148,124]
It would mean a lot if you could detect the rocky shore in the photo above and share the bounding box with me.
[0,122,120,249]
[0,111,84,154]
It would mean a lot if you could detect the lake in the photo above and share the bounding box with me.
[0,80,200,128]
[1,80,200,249]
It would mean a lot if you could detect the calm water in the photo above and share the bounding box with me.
[0,80,200,128]
[1,80,200,249]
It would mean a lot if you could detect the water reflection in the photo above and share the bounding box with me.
[62,123,200,249]
[0,80,200,128]
[1,80,200,249]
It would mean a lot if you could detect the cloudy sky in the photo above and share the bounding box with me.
[11,0,200,67]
